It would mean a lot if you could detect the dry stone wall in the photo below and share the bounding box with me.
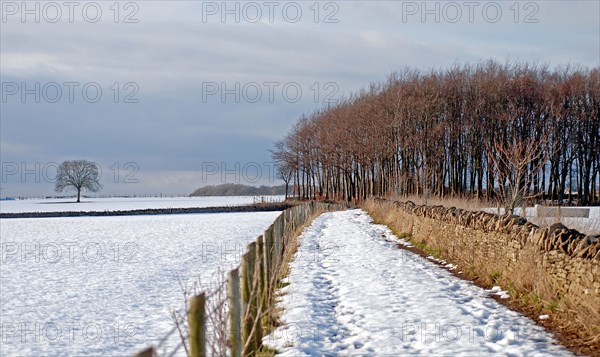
[374,198,600,303]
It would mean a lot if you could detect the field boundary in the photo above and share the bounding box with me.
[0,203,292,219]
[365,197,600,356]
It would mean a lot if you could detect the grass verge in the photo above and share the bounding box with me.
[259,209,334,355]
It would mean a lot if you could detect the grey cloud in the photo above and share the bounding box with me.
[1,1,598,196]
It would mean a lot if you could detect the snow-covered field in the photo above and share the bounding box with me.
[0,196,284,214]
[265,210,572,356]
[0,211,281,356]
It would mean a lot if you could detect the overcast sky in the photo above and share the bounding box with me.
[1,0,599,196]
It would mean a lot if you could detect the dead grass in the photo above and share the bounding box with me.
[363,199,414,236]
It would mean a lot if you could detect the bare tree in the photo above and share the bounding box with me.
[271,139,296,200]
[488,138,547,215]
[55,160,102,202]
[276,163,293,200]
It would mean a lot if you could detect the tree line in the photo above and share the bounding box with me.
[272,61,600,205]
[190,183,286,196]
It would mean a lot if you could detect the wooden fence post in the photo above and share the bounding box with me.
[272,215,282,269]
[241,242,261,355]
[254,236,265,343]
[262,226,276,322]
[263,227,273,278]
[240,250,253,339]
[133,346,155,357]
[188,293,206,357]
[228,268,242,357]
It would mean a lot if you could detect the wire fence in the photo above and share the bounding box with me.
[133,201,346,357]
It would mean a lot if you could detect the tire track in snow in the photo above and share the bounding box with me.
[265,209,572,356]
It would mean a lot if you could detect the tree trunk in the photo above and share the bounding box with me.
[77,188,81,203]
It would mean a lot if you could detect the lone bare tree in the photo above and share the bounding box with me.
[488,138,546,215]
[276,162,294,200]
[271,139,296,200]
[55,160,102,202]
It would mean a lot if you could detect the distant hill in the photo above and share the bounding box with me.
[190,183,286,197]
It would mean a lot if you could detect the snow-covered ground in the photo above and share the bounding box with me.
[483,206,600,235]
[0,196,284,214]
[0,211,281,356]
[265,210,571,356]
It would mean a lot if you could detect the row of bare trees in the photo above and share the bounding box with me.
[272,61,600,206]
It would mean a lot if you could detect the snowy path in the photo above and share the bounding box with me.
[264,209,571,356]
